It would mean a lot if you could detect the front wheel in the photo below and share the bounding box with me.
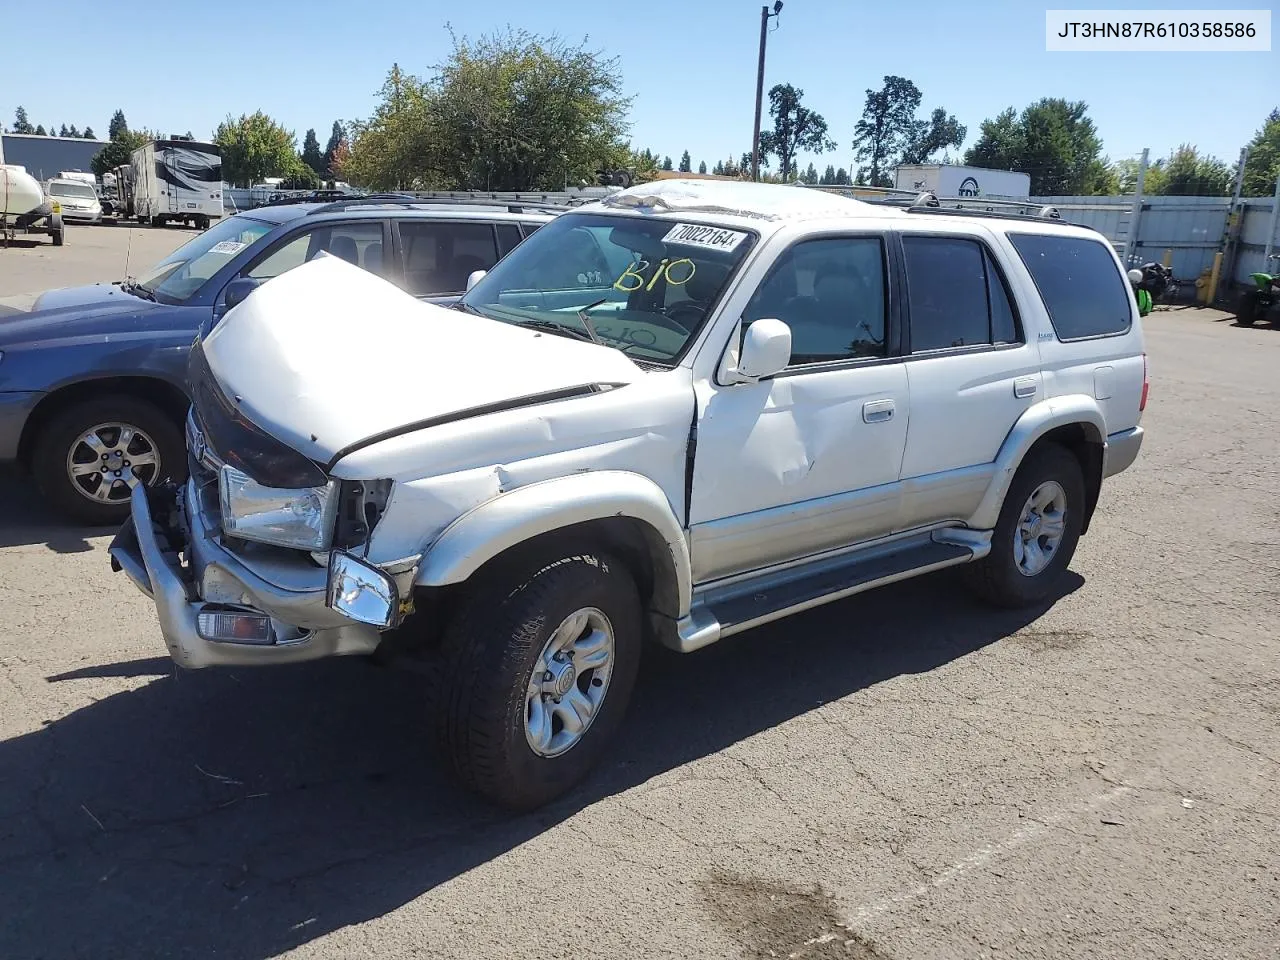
[433,551,642,810]
[1236,291,1259,326]
[963,442,1084,608]
[32,396,186,526]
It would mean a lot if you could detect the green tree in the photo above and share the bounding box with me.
[834,167,851,185]
[12,107,34,134]
[819,164,836,185]
[800,162,819,185]
[214,111,305,187]
[347,31,632,191]
[660,155,673,170]
[678,150,692,172]
[322,121,345,175]
[1242,108,1280,197]
[712,160,724,175]
[108,110,128,140]
[278,169,321,190]
[83,127,96,139]
[852,76,957,187]
[964,99,1104,196]
[698,160,707,174]
[301,128,325,177]
[1158,144,1231,196]
[900,107,967,165]
[758,83,835,182]
[34,124,46,136]
[58,124,69,137]
[91,128,152,176]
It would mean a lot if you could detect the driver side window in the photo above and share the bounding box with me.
[743,236,888,365]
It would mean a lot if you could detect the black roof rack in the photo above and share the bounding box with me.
[307,194,571,215]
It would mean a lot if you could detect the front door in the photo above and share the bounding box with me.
[688,233,909,583]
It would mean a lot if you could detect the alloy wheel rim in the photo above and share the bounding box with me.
[65,422,161,506]
[1014,480,1067,577]
[524,606,615,758]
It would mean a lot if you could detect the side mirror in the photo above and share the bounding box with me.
[730,318,791,383]
[220,276,261,315]
[466,269,487,292]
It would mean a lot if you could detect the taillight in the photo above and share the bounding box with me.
[1139,353,1149,412]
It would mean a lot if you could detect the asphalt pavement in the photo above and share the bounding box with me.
[0,229,1277,959]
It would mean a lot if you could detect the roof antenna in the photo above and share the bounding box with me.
[123,224,134,281]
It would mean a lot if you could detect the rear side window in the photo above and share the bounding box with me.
[1008,233,1131,340]
[902,237,1020,351]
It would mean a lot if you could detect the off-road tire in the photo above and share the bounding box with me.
[51,227,64,247]
[433,550,642,810]
[32,396,186,526]
[1236,292,1259,326]
[963,442,1085,609]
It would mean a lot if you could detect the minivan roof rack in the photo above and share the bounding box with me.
[861,190,1064,223]
[308,194,571,215]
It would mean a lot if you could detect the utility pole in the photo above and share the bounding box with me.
[750,2,783,182]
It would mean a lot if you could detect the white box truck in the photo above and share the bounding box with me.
[130,139,223,229]
[894,164,1031,199]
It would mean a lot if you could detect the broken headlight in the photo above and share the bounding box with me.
[219,464,339,551]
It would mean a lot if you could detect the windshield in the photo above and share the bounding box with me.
[460,212,757,365]
[49,181,96,199]
[133,215,273,303]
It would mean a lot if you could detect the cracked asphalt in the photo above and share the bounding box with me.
[1,231,1278,959]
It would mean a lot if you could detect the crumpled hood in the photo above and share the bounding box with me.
[202,255,643,465]
[0,283,175,346]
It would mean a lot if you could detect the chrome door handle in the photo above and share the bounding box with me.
[1013,377,1038,399]
[863,399,896,423]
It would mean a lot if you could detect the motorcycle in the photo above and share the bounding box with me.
[1235,260,1280,327]
[1127,261,1178,317]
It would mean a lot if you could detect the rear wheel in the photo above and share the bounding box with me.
[963,443,1084,609]
[152,216,166,228]
[32,396,186,526]
[1236,291,1259,326]
[432,550,643,810]
[51,226,64,247]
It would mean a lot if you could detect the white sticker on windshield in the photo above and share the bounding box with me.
[209,240,247,255]
[662,223,748,252]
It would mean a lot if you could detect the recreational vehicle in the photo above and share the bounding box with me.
[130,139,223,229]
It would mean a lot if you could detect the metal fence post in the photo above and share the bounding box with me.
[1121,148,1148,266]
[1219,147,1250,294]
[1264,169,1280,266]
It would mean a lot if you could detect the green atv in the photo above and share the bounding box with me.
[1236,269,1279,327]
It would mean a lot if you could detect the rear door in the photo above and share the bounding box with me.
[392,219,505,303]
[896,228,1043,530]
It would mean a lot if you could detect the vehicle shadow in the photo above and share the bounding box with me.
[0,466,109,552]
[0,569,1082,960]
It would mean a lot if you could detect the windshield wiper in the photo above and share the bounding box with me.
[120,278,156,302]
[451,301,485,316]
[576,298,608,346]
[513,318,597,343]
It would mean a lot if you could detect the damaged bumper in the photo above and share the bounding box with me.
[109,479,397,669]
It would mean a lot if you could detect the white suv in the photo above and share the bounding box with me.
[111,179,1147,809]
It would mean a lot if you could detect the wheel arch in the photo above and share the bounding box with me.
[969,396,1106,533]
[18,376,190,467]
[415,471,692,627]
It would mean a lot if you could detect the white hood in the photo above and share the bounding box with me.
[202,255,642,464]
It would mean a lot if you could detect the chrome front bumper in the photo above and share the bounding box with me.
[110,479,385,669]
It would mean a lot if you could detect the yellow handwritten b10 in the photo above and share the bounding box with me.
[613,258,696,293]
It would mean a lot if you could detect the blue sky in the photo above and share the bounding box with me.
[3,0,1275,176]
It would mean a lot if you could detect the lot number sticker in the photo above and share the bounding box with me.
[662,223,748,252]
[209,241,248,255]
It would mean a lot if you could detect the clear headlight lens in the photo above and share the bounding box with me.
[219,464,338,550]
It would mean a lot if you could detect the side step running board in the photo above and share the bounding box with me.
[671,530,990,654]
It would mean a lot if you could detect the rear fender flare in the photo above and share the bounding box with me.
[415,470,693,617]
[968,395,1105,530]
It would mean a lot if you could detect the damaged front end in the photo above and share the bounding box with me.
[108,341,415,669]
